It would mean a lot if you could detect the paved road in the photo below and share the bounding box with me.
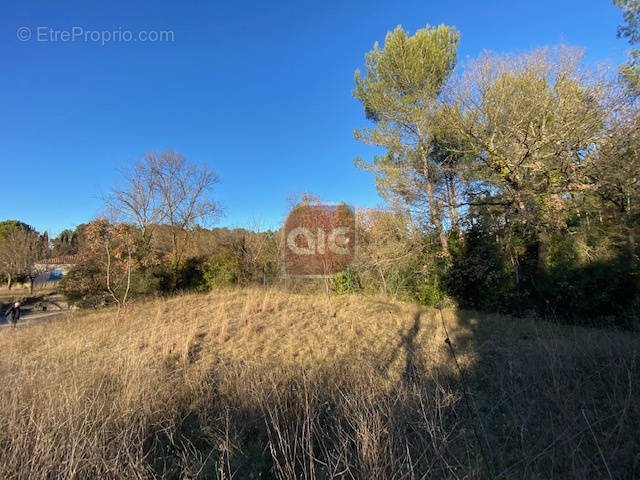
[0,310,67,328]
[1,293,70,329]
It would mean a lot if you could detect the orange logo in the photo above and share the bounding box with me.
[284,204,355,276]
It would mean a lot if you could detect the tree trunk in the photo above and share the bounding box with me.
[424,179,450,257]
[626,194,636,267]
[6,273,12,290]
[511,251,522,317]
[419,142,450,258]
[446,175,459,230]
[377,264,388,295]
[537,230,549,273]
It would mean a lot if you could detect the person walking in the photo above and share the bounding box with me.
[5,302,21,327]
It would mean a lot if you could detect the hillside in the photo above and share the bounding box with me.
[1,288,639,479]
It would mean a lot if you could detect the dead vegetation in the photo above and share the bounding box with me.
[0,288,638,479]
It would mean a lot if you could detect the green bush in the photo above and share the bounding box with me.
[445,227,514,313]
[415,278,443,306]
[59,262,107,307]
[127,268,165,296]
[200,257,238,291]
[330,269,358,295]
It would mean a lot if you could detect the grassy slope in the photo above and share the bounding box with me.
[0,288,638,479]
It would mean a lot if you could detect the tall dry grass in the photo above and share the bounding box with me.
[0,287,638,479]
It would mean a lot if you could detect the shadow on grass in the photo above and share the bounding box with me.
[452,310,640,479]
[6,304,639,479]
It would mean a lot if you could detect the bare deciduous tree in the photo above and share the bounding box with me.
[355,208,421,297]
[106,161,164,246]
[107,149,221,284]
[86,220,134,316]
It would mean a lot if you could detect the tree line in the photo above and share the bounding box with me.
[2,3,639,325]
[347,9,640,325]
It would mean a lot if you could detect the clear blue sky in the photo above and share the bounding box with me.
[0,0,629,236]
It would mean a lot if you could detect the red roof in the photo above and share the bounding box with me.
[37,254,83,265]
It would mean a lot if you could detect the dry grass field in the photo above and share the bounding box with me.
[0,288,638,479]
